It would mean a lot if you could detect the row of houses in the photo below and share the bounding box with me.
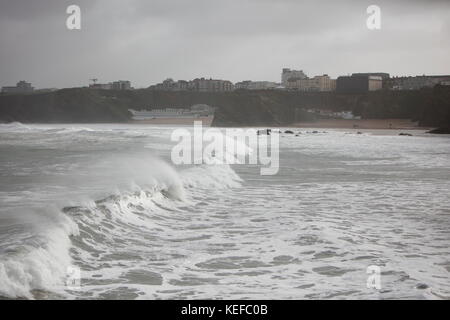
[0,76,374,94]
[149,78,234,92]
[235,81,280,90]
[283,69,450,93]
[149,69,449,94]
[4,71,450,95]
[335,74,450,93]
[1,79,133,93]
[89,80,132,90]
[387,75,450,90]
[150,72,333,93]
[282,69,384,93]
[286,75,337,92]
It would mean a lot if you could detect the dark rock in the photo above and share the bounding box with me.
[257,129,271,135]
[399,133,413,136]
[416,283,429,290]
[427,127,450,134]
[284,130,294,134]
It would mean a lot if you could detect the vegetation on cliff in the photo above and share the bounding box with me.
[0,86,449,127]
[0,88,130,123]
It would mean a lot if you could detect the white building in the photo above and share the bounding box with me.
[150,78,234,92]
[235,81,279,90]
[89,80,132,90]
[2,81,34,93]
[112,80,131,90]
[189,78,234,92]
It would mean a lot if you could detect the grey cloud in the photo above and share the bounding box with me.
[0,0,95,20]
[0,0,449,88]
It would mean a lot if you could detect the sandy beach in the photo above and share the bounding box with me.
[292,118,428,130]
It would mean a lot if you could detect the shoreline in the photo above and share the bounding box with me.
[0,118,438,132]
[291,119,428,130]
[218,119,434,131]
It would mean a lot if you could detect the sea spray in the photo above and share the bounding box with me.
[0,206,79,299]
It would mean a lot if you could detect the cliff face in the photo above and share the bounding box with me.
[0,88,130,123]
[0,86,449,127]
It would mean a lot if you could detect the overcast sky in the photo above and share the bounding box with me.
[0,0,449,89]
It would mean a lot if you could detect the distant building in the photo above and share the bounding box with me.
[235,81,279,90]
[234,81,251,90]
[281,68,307,86]
[336,75,383,93]
[286,75,336,92]
[89,80,132,90]
[352,73,390,89]
[149,78,174,91]
[352,73,390,80]
[150,78,233,92]
[386,75,450,90]
[2,81,34,94]
[189,78,234,92]
[162,78,175,90]
[89,83,112,90]
[174,80,189,91]
[111,80,131,90]
[367,76,383,91]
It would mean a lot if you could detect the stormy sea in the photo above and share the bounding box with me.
[0,123,449,300]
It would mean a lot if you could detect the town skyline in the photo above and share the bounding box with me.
[4,69,450,91]
[3,69,450,94]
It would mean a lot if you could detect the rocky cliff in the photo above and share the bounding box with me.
[0,86,449,127]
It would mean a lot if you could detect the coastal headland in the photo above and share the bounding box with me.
[0,86,449,129]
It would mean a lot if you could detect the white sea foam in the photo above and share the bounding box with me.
[0,208,79,298]
[181,164,243,189]
[0,124,449,300]
[0,147,243,298]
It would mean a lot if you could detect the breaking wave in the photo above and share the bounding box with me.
[0,207,79,298]
[0,156,242,299]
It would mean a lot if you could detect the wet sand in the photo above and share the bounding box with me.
[291,119,427,130]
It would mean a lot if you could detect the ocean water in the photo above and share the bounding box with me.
[0,123,449,300]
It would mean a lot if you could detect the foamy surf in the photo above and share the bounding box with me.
[0,150,243,299]
[0,207,79,299]
[0,123,449,300]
